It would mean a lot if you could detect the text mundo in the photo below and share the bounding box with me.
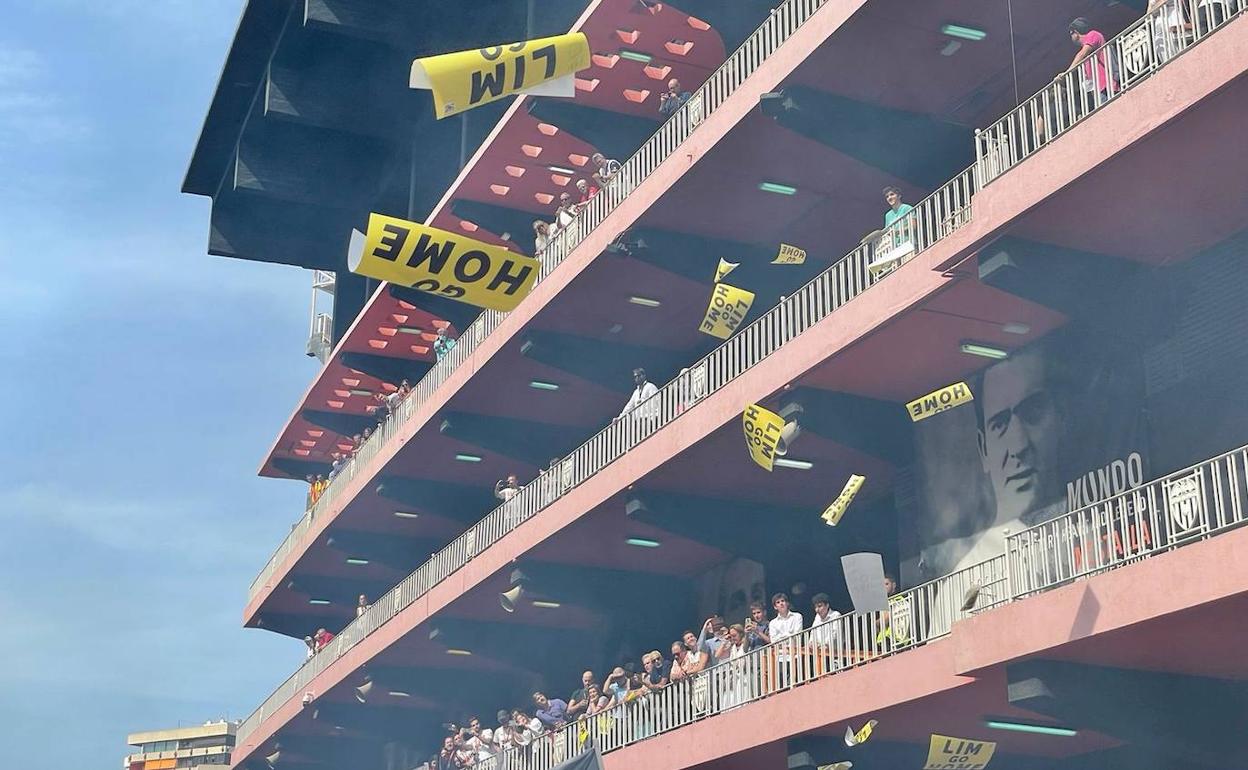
[1066,451,1145,510]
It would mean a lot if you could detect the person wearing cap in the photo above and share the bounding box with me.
[694,615,730,667]
[1037,17,1115,142]
[602,666,631,703]
[616,367,659,420]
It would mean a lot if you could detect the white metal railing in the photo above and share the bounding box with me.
[976,0,1245,184]
[237,0,1237,752]
[1006,444,1248,597]
[246,0,834,604]
[416,556,1007,770]
[235,166,978,751]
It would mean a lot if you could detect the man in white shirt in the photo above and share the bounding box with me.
[494,474,520,502]
[768,592,804,686]
[809,592,842,673]
[616,368,659,421]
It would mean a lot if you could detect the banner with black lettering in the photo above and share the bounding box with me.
[700,283,755,339]
[410,33,591,119]
[348,214,540,312]
[924,735,996,770]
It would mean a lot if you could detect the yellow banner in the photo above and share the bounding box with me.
[714,258,739,283]
[743,403,785,471]
[410,33,591,119]
[843,719,877,747]
[348,213,540,312]
[700,282,755,339]
[822,474,865,527]
[772,243,807,265]
[924,735,997,770]
[906,381,974,422]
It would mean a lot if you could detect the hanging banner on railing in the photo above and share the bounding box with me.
[923,735,997,770]
[701,282,755,339]
[348,214,540,312]
[714,258,739,282]
[772,243,807,265]
[822,474,865,526]
[844,719,878,746]
[743,403,785,471]
[410,33,591,119]
[906,381,974,422]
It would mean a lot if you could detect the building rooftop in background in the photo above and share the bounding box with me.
[124,721,236,770]
[183,1,1248,769]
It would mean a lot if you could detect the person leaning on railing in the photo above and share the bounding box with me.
[591,152,621,187]
[1035,17,1119,143]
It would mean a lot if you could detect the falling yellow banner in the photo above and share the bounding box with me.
[906,381,974,422]
[714,258,739,283]
[772,243,807,265]
[743,403,785,471]
[822,475,866,527]
[923,735,997,770]
[348,213,540,312]
[844,719,877,747]
[410,33,591,119]
[700,283,755,339]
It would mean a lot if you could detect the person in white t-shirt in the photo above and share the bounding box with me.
[768,592,803,687]
[809,592,842,673]
[494,474,520,502]
[616,368,659,421]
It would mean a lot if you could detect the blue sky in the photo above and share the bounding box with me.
[0,3,323,766]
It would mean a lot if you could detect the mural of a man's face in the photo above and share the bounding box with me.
[977,346,1062,523]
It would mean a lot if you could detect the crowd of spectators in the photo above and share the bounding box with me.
[416,576,902,770]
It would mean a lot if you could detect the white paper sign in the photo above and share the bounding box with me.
[841,553,888,613]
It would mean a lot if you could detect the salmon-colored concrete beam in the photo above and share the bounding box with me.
[235,13,1248,764]
[603,642,971,770]
[240,0,876,628]
[953,524,1248,676]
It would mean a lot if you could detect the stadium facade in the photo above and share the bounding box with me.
[185,1,1248,768]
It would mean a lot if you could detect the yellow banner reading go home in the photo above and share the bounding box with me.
[923,735,997,770]
[743,403,786,471]
[906,381,974,422]
[410,33,591,119]
[700,283,755,339]
[348,213,540,312]
[772,243,807,265]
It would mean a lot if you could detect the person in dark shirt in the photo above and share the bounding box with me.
[659,78,691,117]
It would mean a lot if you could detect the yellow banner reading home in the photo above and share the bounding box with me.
[701,283,755,339]
[410,33,591,119]
[906,381,973,422]
[348,214,540,312]
[743,403,786,471]
[923,735,997,770]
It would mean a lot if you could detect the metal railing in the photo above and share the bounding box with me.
[245,0,833,604]
[236,166,977,751]
[1006,444,1248,597]
[976,0,1245,184]
[416,556,1007,770]
[237,0,1238,752]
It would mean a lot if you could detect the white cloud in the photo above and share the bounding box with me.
[0,45,89,148]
